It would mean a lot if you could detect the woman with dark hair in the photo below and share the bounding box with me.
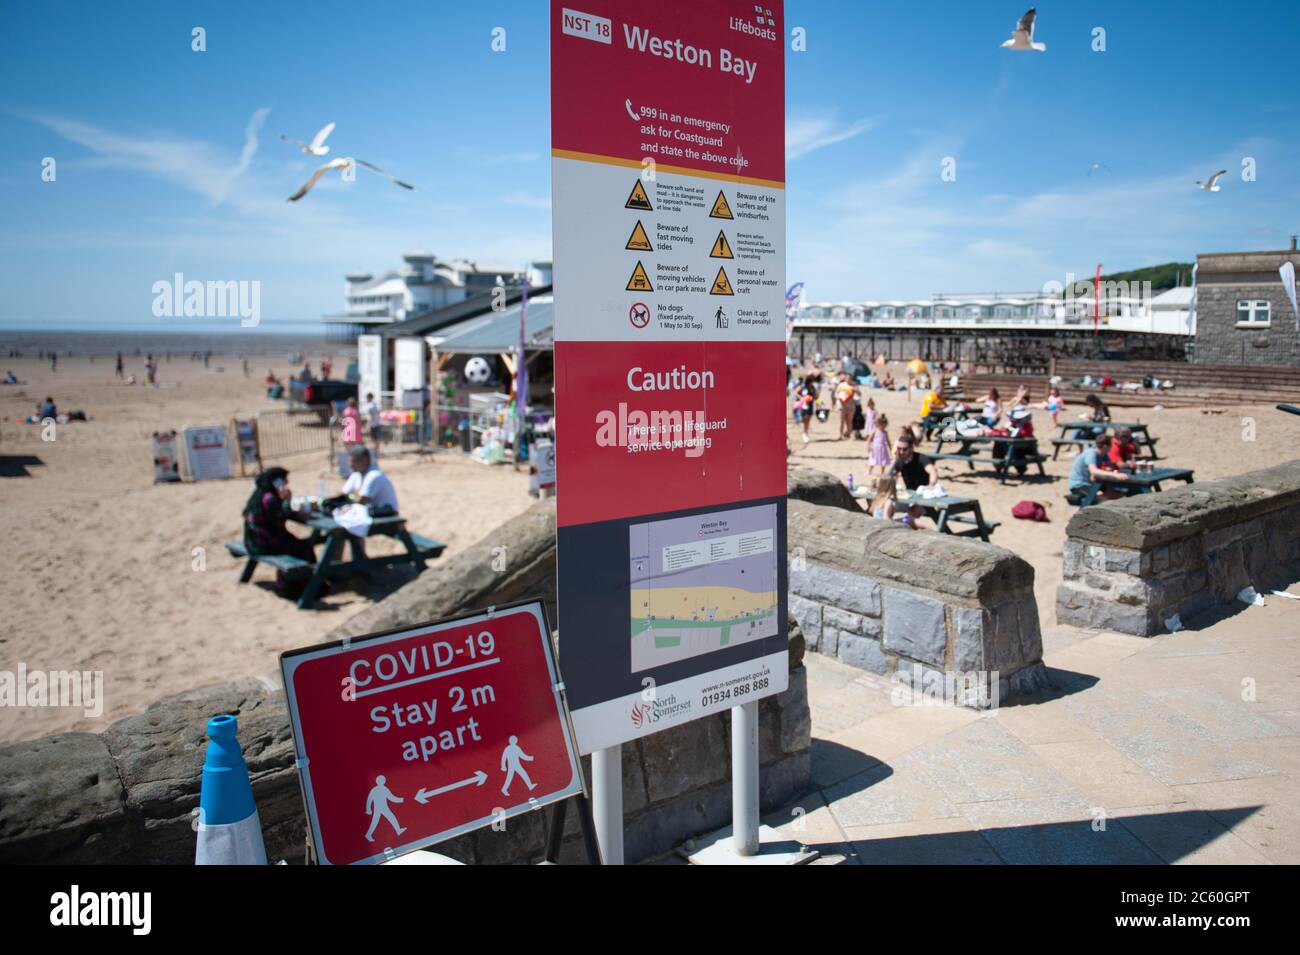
[1081,393,1112,438]
[243,467,317,569]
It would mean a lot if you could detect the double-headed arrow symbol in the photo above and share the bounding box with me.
[413,769,489,804]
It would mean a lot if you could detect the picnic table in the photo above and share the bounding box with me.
[1068,466,1194,508]
[929,434,1048,484]
[852,487,999,541]
[1051,421,1160,460]
[921,406,979,439]
[226,512,445,608]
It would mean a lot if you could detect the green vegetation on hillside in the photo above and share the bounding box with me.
[1097,263,1194,292]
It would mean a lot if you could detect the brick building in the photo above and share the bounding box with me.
[1193,241,1300,365]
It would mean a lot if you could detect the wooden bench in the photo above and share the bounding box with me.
[405,533,447,558]
[225,541,313,583]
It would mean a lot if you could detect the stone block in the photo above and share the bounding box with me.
[836,632,890,675]
[788,593,822,650]
[639,713,729,805]
[793,562,882,616]
[777,667,811,754]
[824,605,881,638]
[882,587,948,666]
[950,606,986,672]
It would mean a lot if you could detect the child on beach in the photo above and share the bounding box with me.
[869,476,916,529]
[865,413,891,479]
[1044,386,1064,427]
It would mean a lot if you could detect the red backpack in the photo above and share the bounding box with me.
[1012,500,1048,522]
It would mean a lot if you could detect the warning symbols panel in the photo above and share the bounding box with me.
[625,180,653,211]
[709,230,733,259]
[709,190,733,219]
[710,266,734,295]
[626,260,654,292]
[625,220,653,252]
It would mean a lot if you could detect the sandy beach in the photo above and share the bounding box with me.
[3,352,1299,743]
[0,352,534,742]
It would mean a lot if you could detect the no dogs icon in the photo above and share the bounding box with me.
[628,302,650,329]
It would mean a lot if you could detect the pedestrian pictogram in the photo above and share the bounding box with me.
[626,260,654,292]
[625,179,653,210]
[625,219,654,251]
[501,736,538,795]
[629,302,651,328]
[364,775,406,843]
[709,189,733,219]
[709,229,734,258]
[714,306,728,328]
[710,266,735,295]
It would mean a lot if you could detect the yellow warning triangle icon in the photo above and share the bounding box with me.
[710,266,734,295]
[626,260,654,292]
[625,220,654,252]
[625,180,653,211]
[709,229,734,259]
[709,190,734,219]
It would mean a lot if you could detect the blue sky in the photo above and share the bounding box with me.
[1,0,1296,328]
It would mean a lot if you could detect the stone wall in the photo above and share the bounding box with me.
[1056,460,1300,636]
[1193,282,1300,366]
[787,498,1048,706]
[0,498,811,865]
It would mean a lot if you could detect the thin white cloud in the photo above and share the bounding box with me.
[786,113,877,161]
[486,150,541,165]
[28,107,272,207]
[499,189,551,210]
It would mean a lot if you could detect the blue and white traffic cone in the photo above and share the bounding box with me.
[195,714,268,865]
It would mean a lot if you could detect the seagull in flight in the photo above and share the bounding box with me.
[1001,8,1047,51]
[1087,162,1111,175]
[1196,170,1227,192]
[280,122,336,156]
[287,157,415,202]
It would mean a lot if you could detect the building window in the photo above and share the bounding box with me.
[1235,300,1271,327]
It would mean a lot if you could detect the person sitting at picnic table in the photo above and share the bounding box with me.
[342,447,399,515]
[869,475,916,529]
[242,467,317,596]
[1069,434,1129,501]
[979,388,1001,428]
[1108,427,1138,467]
[920,388,943,420]
[887,433,939,526]
[1008,406,1034,438]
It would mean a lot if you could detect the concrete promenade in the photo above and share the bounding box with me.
[761,586,1300,864]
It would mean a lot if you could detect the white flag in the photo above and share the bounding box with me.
[1280,261,1298,331]
[1186,263,1198,334]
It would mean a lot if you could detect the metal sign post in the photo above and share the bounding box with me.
[591,745,624,865]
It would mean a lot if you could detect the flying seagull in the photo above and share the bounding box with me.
[1087,162,1111,175]
[1001,8,1046,51]
[287,157,415,202]
[1196,170,1227,192]
[280,122,336,156]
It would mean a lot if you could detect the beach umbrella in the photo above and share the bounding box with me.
[907,359,926,375]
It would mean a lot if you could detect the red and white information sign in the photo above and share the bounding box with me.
[281,601,584,865]
[552,1,788,753]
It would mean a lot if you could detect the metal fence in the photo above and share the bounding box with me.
[255,407,332,462]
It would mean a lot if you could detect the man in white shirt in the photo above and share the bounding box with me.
[340,447,398,563]
[342,447,399,514]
